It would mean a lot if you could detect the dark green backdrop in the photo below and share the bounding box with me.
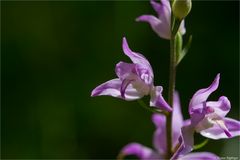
[2,1,239,159]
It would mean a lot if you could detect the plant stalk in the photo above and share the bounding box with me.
[166,16,178,159]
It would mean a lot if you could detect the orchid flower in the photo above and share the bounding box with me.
[91,37,172,112]
[136,0,186,39]
[174,74,240,158]
[189,73,240,139]
[119,92,219,160]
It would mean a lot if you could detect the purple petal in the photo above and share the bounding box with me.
[135,64,153,85]
[150,0,162,15]
[200,117,240,139]
[183,119,191,127]
[172,91,184,149]
[122,37,153,76]
[136,15,170,39]
[206,96,231,118]
[124,84,146,100]
[178,152,220,160]
[120,143,159,160]
[116,62,152,97]
[189,74,220,114]
[157,0,171,25]
[172,125,194,159]
[152,114,167,155]
[150,86,172,112]
[180,125,194,153]
[115,61,136,80]
[91,78,122,98]
[120,78,134,98]
[190,109,206,127]
[152,113,165,128]
[91,78,144,100]
[159,0,171,13]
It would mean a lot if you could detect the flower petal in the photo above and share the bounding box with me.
[122,37,153,76]
[171,125,194,159]
[156,0,171,25]
[200,117,240,139]
[180,125,194,153]
[120,78,134,98]
[91,78,122,98]
[91,78,143,100]
[124,84,146,100]
[172,91,184,149]
[115,61,136,80]
[115,61,152,97]
[189,74,220,114]
[150,86,172,112]
[152,113,165,128]
[120,143,159,160]
[190,104,208,126]
[152,114,167,155]
[135,64,153,85]
[178,152,220,160]
[136,15,170,39]
[206,96,231,118]
[150,0,162,15]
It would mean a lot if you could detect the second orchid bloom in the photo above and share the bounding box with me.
[175,74,240,158]
[119,92,219,160]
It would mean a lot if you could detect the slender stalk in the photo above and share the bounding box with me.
[193,139,209,150]
[137,100,167,114]
[166,12,178,158]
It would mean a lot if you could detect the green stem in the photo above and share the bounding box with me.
[193,139,209,150]
[166,14,178,159]
[137,100,166,114]
[166,34,177,158]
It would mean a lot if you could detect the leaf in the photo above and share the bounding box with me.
[176,32,183,63]
[177,35,192,65]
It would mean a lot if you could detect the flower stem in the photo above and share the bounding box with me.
[166,15,178,159]
[137,100,167,114]
[193,139,209,150]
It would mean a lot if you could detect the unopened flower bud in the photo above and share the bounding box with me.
[172,0,192,19]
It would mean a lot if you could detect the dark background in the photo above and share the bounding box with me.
[2,1,239,159]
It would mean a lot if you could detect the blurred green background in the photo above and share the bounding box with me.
[2,1,239,159]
